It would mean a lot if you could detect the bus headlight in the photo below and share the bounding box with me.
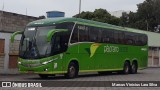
[42,60,53,65]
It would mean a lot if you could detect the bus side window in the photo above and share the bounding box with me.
[89,27,100,42]
[60,32,69,52]
[79,25,89,42]
[136,35,147,46]
[114,31,119,44]
[102,29,114,43]
[136,35,143,46]
[118,31,125,44]
[51,34,61,55]
[102,30,108,43]
[143,35,148,45]
[71,26,78,43]
[125,32,134,45]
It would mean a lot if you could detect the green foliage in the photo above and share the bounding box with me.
[73,0,160,32]
[121,0,160,32]
[73,8,120,26]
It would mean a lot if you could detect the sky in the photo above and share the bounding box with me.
[0,0,145,17]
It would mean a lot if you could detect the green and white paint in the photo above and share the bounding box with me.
[13,17,148,75]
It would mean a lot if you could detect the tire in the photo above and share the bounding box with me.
[65,62,78,79]
[130,61,138,74]
[122,61,130,74]
[39,74,48,79]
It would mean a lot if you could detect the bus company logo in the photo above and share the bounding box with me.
[141,48,147,51]
[90,43,101,58]
[2,82,11,87]
[104,45,119,53]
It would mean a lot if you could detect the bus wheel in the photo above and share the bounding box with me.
[123,61,130,74]
[131,61,138,74]
[39,74,48,79]
[65,62,77,79]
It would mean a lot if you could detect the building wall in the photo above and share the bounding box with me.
[0,11,38,74]
[9,40,20,69]
[148,47,160,67]
[0,10,38,32]
[0,55,4,73]
[0,32,21,74]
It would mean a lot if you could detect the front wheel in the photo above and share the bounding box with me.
[65,62,78,79]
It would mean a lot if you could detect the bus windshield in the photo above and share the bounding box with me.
[19,26,55,59]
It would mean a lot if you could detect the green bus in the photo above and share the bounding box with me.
[11,18,148,79]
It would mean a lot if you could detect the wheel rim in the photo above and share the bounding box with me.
[69,66,75,77]
[132,65,135,72]
[124,64,129,74]
[132,63,136,73]
[125,64,129,73]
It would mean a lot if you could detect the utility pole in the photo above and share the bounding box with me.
[26,8,28,16]
[146,20,149,31]
[79,0,81,18]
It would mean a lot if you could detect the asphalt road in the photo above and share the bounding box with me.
[0,68,160,90]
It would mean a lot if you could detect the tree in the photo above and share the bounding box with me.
[74,0,160,32]
[119,0,160,32]
[73,8,120,25]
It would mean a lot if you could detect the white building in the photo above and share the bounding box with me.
[109,10,130,18]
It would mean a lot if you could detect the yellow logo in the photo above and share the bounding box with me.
[90,43,101,58]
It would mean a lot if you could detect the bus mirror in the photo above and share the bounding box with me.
[11,31,23,43]
[47,29,68,42]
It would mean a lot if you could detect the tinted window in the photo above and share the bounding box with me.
[101,29,114,43]
[78,25,89,42]
[71,24,148,46]
[114,31,119,44]
[143,35,148,45]
[135,34,147,46]
[56,22,74,44]
[56,22,74,31]
[71,26,78,43]
[89,27,101,42]
[118,31,125,44]
[125,32,135,45]
[71,24,89,43]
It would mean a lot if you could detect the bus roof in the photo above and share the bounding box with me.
[27,17,146,34]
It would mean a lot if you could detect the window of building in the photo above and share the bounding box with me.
[0,39,5,54]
